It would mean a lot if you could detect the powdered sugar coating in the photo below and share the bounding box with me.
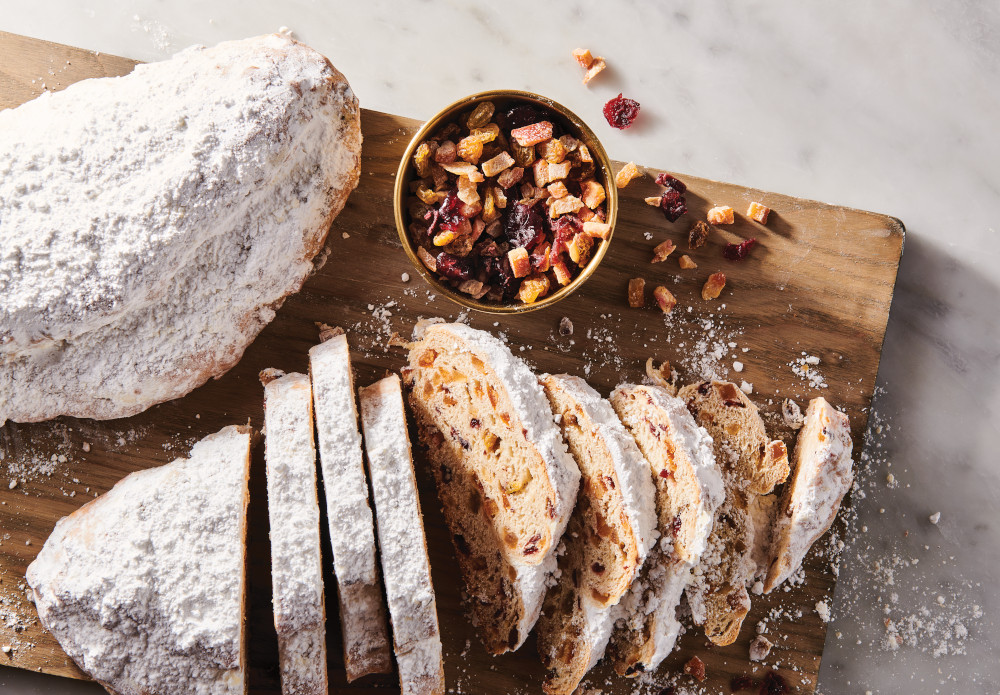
[308,335,391,679]
[263,372,327,695]
[423,323,582,547]
[360,375,444,695]
[26,425,251,695]
[764,397,853,592]
[0,33,361,425]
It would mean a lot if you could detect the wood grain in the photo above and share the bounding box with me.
[0,31,903,694]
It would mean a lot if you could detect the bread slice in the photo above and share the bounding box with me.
[0,34,362,426]
[360,375,445,695]
[262,371,328,695]
[26,425,252,695]
[536,375,657,695]
[677,380,790,646]
[607,384,723,675]
[764,397,853,592]
[403,322,580,654]
[309,329,392,680]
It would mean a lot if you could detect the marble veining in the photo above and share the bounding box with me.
[1,2,998,693]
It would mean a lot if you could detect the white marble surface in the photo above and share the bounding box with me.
[1,2,998,693]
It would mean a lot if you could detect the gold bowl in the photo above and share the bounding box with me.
[393,89,618,314]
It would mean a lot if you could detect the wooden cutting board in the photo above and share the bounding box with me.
[0,31,903,695]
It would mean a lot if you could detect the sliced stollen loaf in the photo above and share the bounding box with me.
[536,375,657,695]
[0,33,361,425]
[764,397,854,592]
[403,322,580,654]
[607,385,723,676]
[262,371,328,695]
[360,375,445,695]
[309,328,392,680]
[677,380,790,646]
[26,425,252,695]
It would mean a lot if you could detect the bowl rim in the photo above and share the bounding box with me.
[393,89,618,315]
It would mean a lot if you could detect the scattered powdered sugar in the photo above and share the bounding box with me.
[789,353,828,389]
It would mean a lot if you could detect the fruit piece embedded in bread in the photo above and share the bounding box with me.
[0,33,362,426]
[403,322,580,654]
[360,375,445,695]
[764,397,853,592]
[677,379,790,646]
[309,329,392,680]
[607,384,723,675]
[262,371,328,695]
[536,375,657,695]
[26,425,252,695]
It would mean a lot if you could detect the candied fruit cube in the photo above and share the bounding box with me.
[533,160,552,188]
[457,136,484,165]
[539,138,567,164]
[615,162,641,189]
[689,220,712,249]
[576,144,593,163]
[549,195,585,218]
[482,151,515,178]
[496,166,524,189]
[548,160,573,181]
[567,232,594,265]
[651,239,676,263]
[466,101,496,129]
[653,286,677,314]
[582,57,607,85]
[627,277,645,308]
[532,243,552,272]
[413,141,436,177]
[481,189,498,224]
[433,229,457,247]
[583,221,611,239]
[578,207,596,223]
[572,48,594,68]
[417,246,437,272]
[580,180,606,209]
[458,279,484,296]
[551,255,573,285]
[679,254,698,269]
[547,181,569,199]
[457,175,481,206]
[508,247,531,278]
[511,121,554,147]
[431,164,449,189]
[442,161,484,182]
[494,186,508,209]
[702,272,727,300]
[747,201,770,224]
[707,206,735,225]
[433,140,456,164]
[644,196,661,206]
[518,272,551,304]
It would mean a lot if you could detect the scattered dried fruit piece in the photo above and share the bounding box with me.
[518,272,551,303]
[689,220,712,249]
[615,161,642,189]
[749,635,773,661]
[547,181,569,199]
[684,656,706,682]
[583,221,611,239]
[511,121,554,147]
[655,173,687,191]
[496,166,524,189]
[678,254,698,269]
[580,180,606,209]
[582,57,607,85]
[655,173,688,222]
[558,316,574,336]
[747,201,770,224]
[549,195,585,218]
[707,205,735,225]
[653,285,677,313]
[572,48,594,68]
[702,271,726,300]
[644,196,662,206]
[508,247,531,278]
[723,237,757,261]
[627,277,646,308]
[603,93,641,129]
[651,239,676,263]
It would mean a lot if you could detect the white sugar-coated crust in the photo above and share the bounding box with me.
[26,425,252,695]
[764,397,853,592]
[263,372,328,695]
[360,375,444,695]
[422,323,581,555]
[610,384,723,671]
[538,375,657,692]
[0,33,361,425]
[308,335,392,680]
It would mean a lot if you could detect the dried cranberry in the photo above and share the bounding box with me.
[697,381,711,395]
[723,237,757,261]
[436,252,474,281]
[494,256,519,300]
[759,671,790,695]
[470,418,481,428]
[661,195,688,222]
[671,514,683,536]
[438,189,465,231]
[523,533,542,555]
[504,202,546,250]
[603,93,641,129]
[654,173,687,193]
[503,104,548,131]
[730,675,757,691]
